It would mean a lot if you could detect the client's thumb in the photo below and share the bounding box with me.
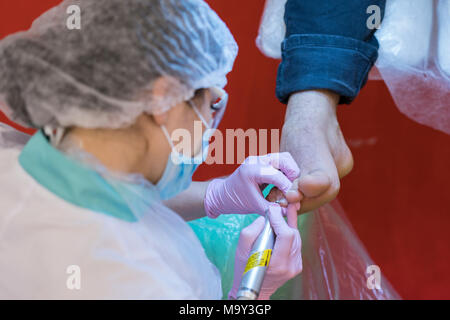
[298,170,332,198]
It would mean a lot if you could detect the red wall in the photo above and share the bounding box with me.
[1,0,449,299]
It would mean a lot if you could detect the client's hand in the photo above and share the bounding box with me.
[204,153,301,219]
[281,90,354,213]
[228,204,302,300]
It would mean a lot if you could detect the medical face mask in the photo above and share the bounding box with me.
[156,105,212,200]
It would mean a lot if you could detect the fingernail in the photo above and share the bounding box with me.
[275,198,288,207]
[286,190,296,197]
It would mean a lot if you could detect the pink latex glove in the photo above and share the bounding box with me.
[204,153,301,218]
[228,204,302,300]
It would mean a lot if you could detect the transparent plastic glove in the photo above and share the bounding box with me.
[204,153,301,219]
[228,204,302,300]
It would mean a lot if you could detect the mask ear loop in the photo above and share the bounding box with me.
[189,99,214,140]
[188,101,214,163]
[161,100,212,163]
[161,125,196,165]
[160,125,176,150]
[188,100,212,130]
[43,126,66,147]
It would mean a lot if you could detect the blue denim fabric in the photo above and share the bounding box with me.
[276,0,386,104]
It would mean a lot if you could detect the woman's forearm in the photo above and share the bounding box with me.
[163,181,210,221]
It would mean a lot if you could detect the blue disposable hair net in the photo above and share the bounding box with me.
[0,0,238,129]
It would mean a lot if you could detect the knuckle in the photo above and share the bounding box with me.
[318,176,340,204]
[281,152,292,160]
[297,263,303,274]
[338,149,354,178]
[240,227,253,239]
[286,269,297,279]
[271,265,287,277]
[329,179,341,199]
[239,163,254,178]
[245,155,258,165]
[283,266,297,279]
[290,266,302,278]
[284,228,296,240]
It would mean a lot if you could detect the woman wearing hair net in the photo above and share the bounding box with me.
[0,0,303,299]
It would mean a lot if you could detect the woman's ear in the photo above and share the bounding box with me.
[146,76,184,126]
[152,76,172,98]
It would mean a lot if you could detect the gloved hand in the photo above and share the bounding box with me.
[228,204,302,300]
[204,153,301,219]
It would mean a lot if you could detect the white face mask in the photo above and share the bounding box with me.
[156,104,212,200]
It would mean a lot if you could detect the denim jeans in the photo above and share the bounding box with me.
[276,0,386,104]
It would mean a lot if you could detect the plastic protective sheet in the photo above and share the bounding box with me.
[256,0,287,60]
[189,201,400,300]
[0,122,30,148]
[256,0,450,135]
[374,0,450,135]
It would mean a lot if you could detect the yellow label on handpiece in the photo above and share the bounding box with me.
[243,249,272,274]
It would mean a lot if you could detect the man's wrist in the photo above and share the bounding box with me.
[288,89,339,111]
[283,89,339,128]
